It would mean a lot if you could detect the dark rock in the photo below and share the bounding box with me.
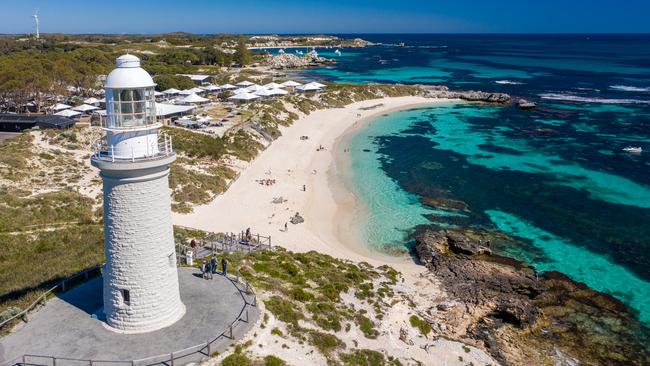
[518,99,537,109]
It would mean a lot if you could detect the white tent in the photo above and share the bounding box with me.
[245,84,264,92]
[232,88,250,95]
[54,109,82,117]
[155,103,196,117]
[236,81,254,87]
[254,88,275,97]
[296,83,323,92]
[52,103,72,111]
[267,88,289,96]
[281,80,302,87]
[154,91,164,97]
[220,84,237,90]
[264,82,285,89]
[202,84,221,92]
[178,89,194,96]
[180,93,209,104]
[73,104,100,112]
[188,87,205,94]
[83,97,100,105]
[305,81,326,89]
[228,92,261,102]
[163,88,181,95]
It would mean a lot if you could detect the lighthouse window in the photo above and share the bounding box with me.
[105,87,156,129]
[121,289,131,305]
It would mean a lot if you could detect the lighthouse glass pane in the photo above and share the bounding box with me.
[105,87,157,129]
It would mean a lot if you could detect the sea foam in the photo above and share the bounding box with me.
[495,80,524,85]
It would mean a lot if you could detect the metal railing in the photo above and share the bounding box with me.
[0,266,102,331]
[4,269,257,366]
[91,134,173,163]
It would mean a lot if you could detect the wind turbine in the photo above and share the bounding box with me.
[32,9,40,39]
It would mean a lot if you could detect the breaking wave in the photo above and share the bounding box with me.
[495,80,524,85]
[539,93,650,104]
[610,85,650,92]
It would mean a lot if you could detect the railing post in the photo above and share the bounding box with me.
[22,355,25,366]
[61,280,66,292]
[245,308,249,322]
[52,356,56,366]
[207,341,211,356]
[229,324,233,339]
[170,353,174,366]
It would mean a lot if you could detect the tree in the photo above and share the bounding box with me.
[154,75,195,91]
[233,37,252,66]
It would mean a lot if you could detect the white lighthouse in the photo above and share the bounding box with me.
[91,54,185,333]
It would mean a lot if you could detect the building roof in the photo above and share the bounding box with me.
[0,114,76,129]
[155,103,196,117]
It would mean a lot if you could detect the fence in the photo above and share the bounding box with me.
[0,266,102,331]
[4,269,257,366]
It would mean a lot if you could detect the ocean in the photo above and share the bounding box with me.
[290,34,650,326]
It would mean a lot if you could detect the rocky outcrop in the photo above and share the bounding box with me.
[422,85,511,104]
[415,229,650,366]
[517,99,537,109]
[268,54,333,69]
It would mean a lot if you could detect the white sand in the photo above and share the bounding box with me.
[173,96,449,275]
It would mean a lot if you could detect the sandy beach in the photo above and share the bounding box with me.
[173,96,452,275]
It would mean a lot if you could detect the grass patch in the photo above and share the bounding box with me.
[340,349,402,366]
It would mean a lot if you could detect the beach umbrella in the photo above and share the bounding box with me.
[220,84,237,90]
[281,80,302,87]
[163,88,181,95]
[73,104,100,112]
[236,81,254,87]
[202,84,221,92]
[52,103,72,111]
[178,89,194,96]
[54,109,82,117]
[188,87,205,94]
[304,81,326,89]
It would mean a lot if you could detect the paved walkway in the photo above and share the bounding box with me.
[0,268,258,366]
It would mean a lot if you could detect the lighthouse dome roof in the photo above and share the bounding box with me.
[105,54,155,89]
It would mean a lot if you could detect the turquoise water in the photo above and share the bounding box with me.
[347,104,650,324]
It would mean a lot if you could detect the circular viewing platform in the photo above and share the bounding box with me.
[0,268,259,366]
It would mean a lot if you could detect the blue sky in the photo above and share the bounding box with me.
[1,0,649,34]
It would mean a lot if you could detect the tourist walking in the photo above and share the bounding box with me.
[200,260,207,279]
[221,257,228,276]
[284,222,288,232]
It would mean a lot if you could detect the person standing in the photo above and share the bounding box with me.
[206,261,213,280]
[200,260,207,279]
[210,256,217,274]
[221,257,228,277]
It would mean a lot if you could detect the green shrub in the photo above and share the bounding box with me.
[264,296,302,325]
[340,349,401,366]
[308,330,342,354]
[356,314,379,339]
[263,355,287,366]
[408,315,431,336]
[221,353,251,366]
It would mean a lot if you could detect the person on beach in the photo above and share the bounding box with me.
[221,257,228,276]
[303,184,306,191]
[284,222,288,232]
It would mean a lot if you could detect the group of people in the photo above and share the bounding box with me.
[257,179,276,186]
[316,145,326,151]
[200,256,228,280]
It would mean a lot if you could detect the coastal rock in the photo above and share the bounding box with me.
[517,99,537,109]
[422,86,511,104]
[414,228,650,366]
[290,212,304,224]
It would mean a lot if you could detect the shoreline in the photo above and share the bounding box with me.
[172,96,454,275]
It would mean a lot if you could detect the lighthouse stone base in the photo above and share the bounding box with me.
[94,155,185,333]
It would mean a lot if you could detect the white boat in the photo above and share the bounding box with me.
[623,146,643,153]
[334,49,342,56]
[295,50,303,55]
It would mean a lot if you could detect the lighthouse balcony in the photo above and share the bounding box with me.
[92,133,174,163]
